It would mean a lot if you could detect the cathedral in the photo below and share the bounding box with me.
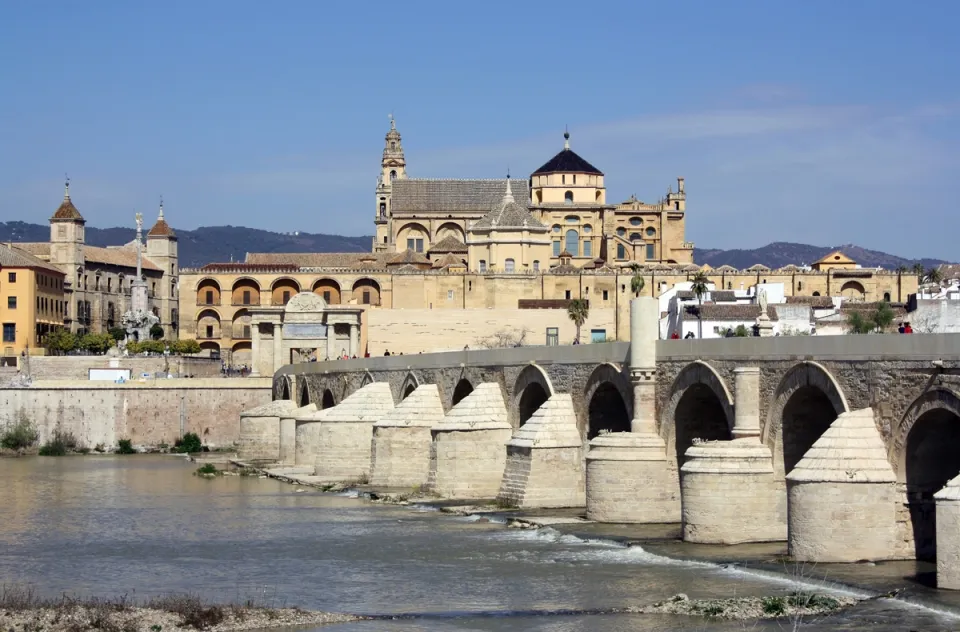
[373,119,694,269]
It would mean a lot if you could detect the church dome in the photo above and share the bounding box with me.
[531,131,602,176]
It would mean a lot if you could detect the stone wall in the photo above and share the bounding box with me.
[23,355,223,381]
[0,378,272,449]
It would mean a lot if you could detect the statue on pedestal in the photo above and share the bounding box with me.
[122,212,160,346]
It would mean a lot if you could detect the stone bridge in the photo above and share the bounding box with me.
[256,299,960,575]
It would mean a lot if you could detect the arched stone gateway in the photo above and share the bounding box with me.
[764,361,849,476]
[584,364,632,439]
[400,372,420,400]
[321,389,336,409]
[896,387,960,561]
[662,361,734,467]
[451,378,474,407]
[513,364,555,427]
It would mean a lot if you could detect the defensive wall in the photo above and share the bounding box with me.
[271,328,960,567]
[20,355,223,381]
[0,378,272,449]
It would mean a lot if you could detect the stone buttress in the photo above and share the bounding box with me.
[786,408,897,562]
[314,382,395,482]
[294,405,327,467]
[935,473,960,590]
[427,382,512,499]
[680,367,785,544]
[497,394,585,508]
[238,399,297,461]
[280,403,315,464]
[370,384,445,488]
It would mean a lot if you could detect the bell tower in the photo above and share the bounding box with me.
[373,115,406,253]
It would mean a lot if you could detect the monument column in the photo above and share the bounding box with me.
[326,322,336,360]
[732,367,761,439]
[349,322,359,357]
[586,297,680,523]
[272,320,283,372]
[250,322,261,376]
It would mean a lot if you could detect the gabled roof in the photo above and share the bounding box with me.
[0,244,64,274]
[532,135,602,175]
[813,250,856,265]
[432,253,466,269]
[391,179,531,214]
[714,265,738,273]
[428,235,468,254]
[682,304,779,322]
[387,249,431,266]
[746,263,771,272]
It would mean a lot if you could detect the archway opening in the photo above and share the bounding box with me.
[452,379,474,406]
[321,389,335,409]
[299,384,310,407]
[518,383,549,426]
[781,385,838,474]
[279,380,291,400]
[674,383,730,467]
[402,382,417,400]
[905,408,960,561]
[588,383,630,439]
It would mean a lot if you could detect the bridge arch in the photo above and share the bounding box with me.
[298,379,310,407]
[451,377,475,408]
[763,361,849,476]
[359,371,374,389]
[513,364,555,427]
[896,386,960,561]
[400,372,421,400]
[321,388,336,409]
[662,361,734,467]
[584,363,632,439]
[277,377,292,401]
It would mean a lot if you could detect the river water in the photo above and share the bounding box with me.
[2,456,959,631]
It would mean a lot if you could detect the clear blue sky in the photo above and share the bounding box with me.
[1,1,958,259]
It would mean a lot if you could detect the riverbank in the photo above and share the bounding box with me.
[0,588,360,632]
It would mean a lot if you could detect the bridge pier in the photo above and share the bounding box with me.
[935,474,960,589]
[428,383,512,499]
[497,394,585,508]
[370,384,444,488]
[314,382,394,482]
[786,408,897,562]
[680,367,785,544]
[279,403,314,464]
[238,399,297,461]
[586,298,680,523]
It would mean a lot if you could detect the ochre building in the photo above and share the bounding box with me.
[0,244,67,362]
[178,121,914,370]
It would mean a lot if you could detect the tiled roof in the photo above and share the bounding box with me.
[391,179,531,213]
[432,253,466,269]
[245,252,389,268]
[14,243,51,258]
[148,218,176,238]
[711,290,737,302]
[387,249,431,266]
[787,295,834,308]
[532,145,603,176]
[428,235,468,254]
[682,304,779,322]
[786,408,895,484]
[200,263,300,273]
[746,264,771,272]
[471,181,546,230]
[84,245,162,271]
[714,265,738,273]
[52,194,84,220]
[0,244,64,274]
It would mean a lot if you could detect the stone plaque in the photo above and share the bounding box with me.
[284,323,327,339]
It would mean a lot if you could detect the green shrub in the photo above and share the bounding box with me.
[38,428,78,456]
[116,439,136,454]
[38,440,67,456]
[44,329,77,355]
[734,324,750,337]
[1,415,39,450]
[169,339,201,355]
[108,327,127,342]
[174,432,203,454]
[787,592,839,609]
[195,463,220,477]
[78,332,116,354]
[761,596,787,615]
[150,324,165,340]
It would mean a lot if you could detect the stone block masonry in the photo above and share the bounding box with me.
[315,382,395,482]
[0,378,271,449]
[238,399,298,461]
[370,385,445,488]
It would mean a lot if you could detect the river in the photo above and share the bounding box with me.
[1,456,959,631]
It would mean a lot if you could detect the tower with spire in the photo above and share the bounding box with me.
[373,115,407,253]
[49,177,87,327]
[147,197,179,337]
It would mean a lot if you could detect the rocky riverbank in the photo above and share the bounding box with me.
[0,589,360,632]
[632,592,858,620]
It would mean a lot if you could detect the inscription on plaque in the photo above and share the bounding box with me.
[284,323,327,339]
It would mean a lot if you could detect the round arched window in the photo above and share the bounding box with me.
[616,227,626,237]
[583,224,592,234]
[552,224,561,233]
[564,191,573,204]
[630,232,641,242]
[645,227,656,237]
[630,217,642,226]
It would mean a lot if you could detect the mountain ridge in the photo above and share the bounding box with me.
[0,221,948,270]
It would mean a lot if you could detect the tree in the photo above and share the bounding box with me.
[913,262,926,280]
[629,264,645,298]
[872,302,895,332]
[150,324,165,340]
[734,324,750,337]
[690,272,710,339]
[44,329,77,355]
[108,327,126,342]
[846,311,872,334]
[567,298,590,344]
[846,303,896,334]
[79,332,115,354]
[895,265,908,275]
[170,339,201,355]
[925,267,943,286]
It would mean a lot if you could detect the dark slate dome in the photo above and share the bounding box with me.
[532,131,602,176]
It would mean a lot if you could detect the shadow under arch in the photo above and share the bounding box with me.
[513,364,555,426]
[400,372,421,401]
[660,360,735,467]
[895,386,960,561]
[298,379,310,407]
[584,363,632,440]
[277,377,291,401]
[321,388,336,409]
[451,378,474,407]
[763,361,849,476]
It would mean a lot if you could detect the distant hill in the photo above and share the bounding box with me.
[0,222,948,270]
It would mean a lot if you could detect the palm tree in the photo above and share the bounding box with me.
[629,264,645,297]
[567,298,589,344]
[895,265,908,275]
[926,267,943,286]
[912,263,925,281]
[689,271,709,339]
